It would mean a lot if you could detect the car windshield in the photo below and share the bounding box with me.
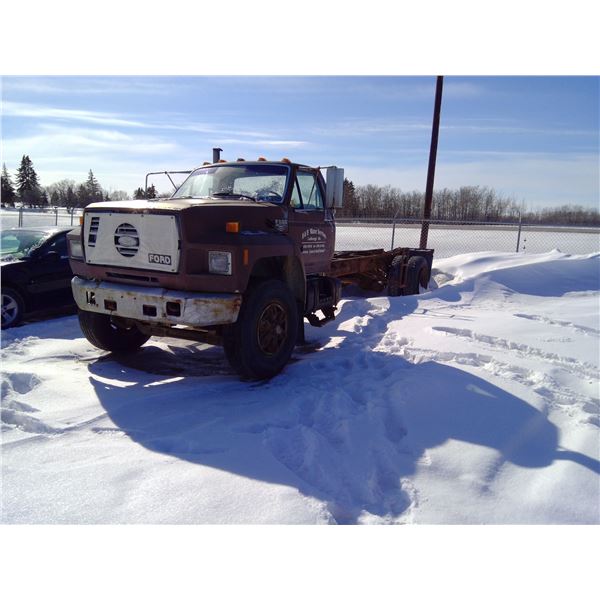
[171,164,290,203]
[1,230,50,260]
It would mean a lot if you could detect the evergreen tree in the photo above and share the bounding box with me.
[85,169,102,201]
[50,190,60,206]
[76,183,89,208]
[341,178,358,217]
[65,186,77,213]
[146,184,157,199]
[15,155,42,207]
[39,190,49,207]
[133,187,146,199]
[1,163,17,207]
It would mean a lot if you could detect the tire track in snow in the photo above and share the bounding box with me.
[389,339,599,427]
[513,313,600,337]
[431,326,598,379]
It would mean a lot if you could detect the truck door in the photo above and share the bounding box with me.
[288,168,335,274]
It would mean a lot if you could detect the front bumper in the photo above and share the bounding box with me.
[71,276,242,327]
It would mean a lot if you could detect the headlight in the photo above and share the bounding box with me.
[69,239,84,259]
[208,251,232,275]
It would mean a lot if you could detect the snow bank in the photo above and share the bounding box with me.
[1,251,599,524]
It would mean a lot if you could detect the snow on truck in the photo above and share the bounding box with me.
[67,158,434,379]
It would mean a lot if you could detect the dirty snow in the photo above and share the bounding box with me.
[1,250,599,524]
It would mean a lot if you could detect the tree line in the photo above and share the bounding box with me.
[341,179,600,226]
[1,156,598,226]
[1,156,138,212]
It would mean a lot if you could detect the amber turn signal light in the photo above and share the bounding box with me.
[226,221,240,233]
[79,216,84,225]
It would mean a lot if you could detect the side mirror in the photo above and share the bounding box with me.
[325,167,345,209]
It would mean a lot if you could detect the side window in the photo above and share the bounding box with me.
[296,172,323,210]
[45,234,68,257]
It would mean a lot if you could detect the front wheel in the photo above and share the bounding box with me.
[1,287,25,329]
[223,280,298,380]
[78,310,150,353]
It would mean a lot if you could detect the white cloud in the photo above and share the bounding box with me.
[2,100,288,141]
[2,101,149,128]
[2,125,180,168]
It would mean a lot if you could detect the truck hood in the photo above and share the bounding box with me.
[86,197,280,212]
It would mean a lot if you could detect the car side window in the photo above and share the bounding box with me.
[296,171,323,210]
[45,234,68,257]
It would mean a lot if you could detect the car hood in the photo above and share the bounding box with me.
[1,256,27,268]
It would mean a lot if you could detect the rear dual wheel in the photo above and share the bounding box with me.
[387,255,430,296]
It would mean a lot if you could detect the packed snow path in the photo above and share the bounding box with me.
[2,251,599,523]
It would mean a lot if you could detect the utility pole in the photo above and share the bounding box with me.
[420,76,444,249]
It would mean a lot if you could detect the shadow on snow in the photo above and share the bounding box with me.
[87,294,599,524]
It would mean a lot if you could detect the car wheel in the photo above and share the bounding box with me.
[1,287,25,329]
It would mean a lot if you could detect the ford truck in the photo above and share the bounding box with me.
[67,159,433,379]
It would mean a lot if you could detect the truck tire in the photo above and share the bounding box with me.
[404,256,429,295]
[1,287,25,329]
[78,310,150,353]
[386,256,405,297]
[223,279,298,380]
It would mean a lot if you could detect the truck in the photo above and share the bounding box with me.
[67,158,433,379]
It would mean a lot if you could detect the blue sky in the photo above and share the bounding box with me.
[1,76,598,209]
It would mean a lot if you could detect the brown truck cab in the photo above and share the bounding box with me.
[68,160,433,379]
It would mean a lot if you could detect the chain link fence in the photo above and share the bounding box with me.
[337,218,600,258]
[1,207,83,229]
[2,209,598,259]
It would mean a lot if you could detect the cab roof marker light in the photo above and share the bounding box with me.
[203,161,210,165]
[236,158,245,162]
[281,157,291,164]
[257,156,267,161]
[218,159,227,163]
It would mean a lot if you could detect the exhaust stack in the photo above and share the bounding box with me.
[212,147,223,163]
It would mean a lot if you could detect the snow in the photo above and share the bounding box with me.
[1,250,599,524]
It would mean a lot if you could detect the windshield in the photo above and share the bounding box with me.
[1,230,50,261]
[171,164,290,203]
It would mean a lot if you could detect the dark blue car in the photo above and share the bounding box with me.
[1,227,75,328]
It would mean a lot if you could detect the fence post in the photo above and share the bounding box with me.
[55,207,59,226]
[70,211,74,226]
[516,212,522,252]
[18,207,23,227]
[390,206,401,250]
